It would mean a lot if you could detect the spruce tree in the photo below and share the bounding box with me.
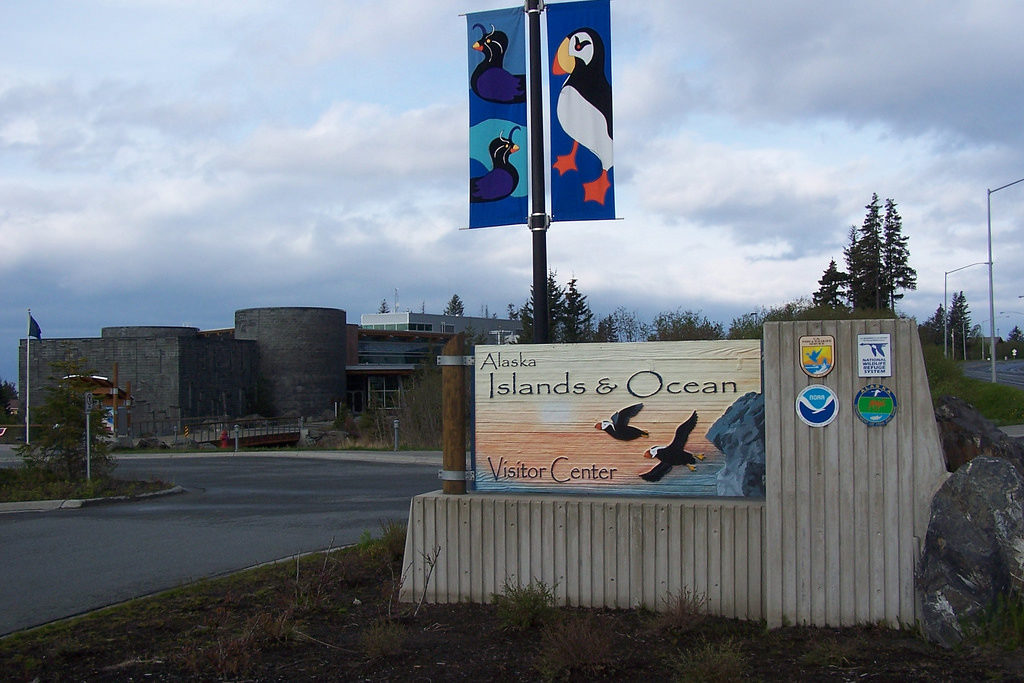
[845,194,884,309]
[516,270,566,343]
[812,259,848,309]
[881,198,916,309]
[560,278,594,342]
[443,294,465,317]
[948,290,971,360]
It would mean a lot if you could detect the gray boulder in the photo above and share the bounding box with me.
[917,455,1024,648]
[708,392,765,498]
[934,395,1024,474]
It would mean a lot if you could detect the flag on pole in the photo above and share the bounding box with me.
[28,314,41,339]
[547,0,614,222]
[467,6,528,229]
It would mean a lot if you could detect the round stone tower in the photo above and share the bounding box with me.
[234,307,347,418]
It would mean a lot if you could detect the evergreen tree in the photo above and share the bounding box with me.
[845,194,884,309]
[377,299,390,314]
[560,278,594,342]
[16,359,114,480]
[516,270,566,343]
[594,313,618,342]
[881,198,916,309]
[0,379,17,422]
[812,259,848,309]
[443,294,465,317]
[918,305,945,347]
[948,290,971,360]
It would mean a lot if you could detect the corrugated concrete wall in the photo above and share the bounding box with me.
[762,318,947,627]
[402,320,946,625]
[400,492,765,618]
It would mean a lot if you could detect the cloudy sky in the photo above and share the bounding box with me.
[4,1,1024,386]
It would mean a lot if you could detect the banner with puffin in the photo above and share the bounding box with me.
[547,0,614,222]
[467,7,528,229]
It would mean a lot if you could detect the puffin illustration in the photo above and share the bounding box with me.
[640,412,705,482]
[551,27,613,204]
[471,24,527,104]
[595,402,648,441]
[471,127,520,203]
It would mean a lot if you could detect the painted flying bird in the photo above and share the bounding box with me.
[471,128,520,203]
[595,402,648,441]
[470,23,527,104]
[551,27,613,204]
[640,411,704,482]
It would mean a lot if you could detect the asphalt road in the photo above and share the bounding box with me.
[961,359,1024,391]
[0,453,439,636]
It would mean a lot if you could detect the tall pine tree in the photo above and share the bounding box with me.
[561,278,594,342]
[881,198,916,309]
[812,259,848,309]
[846,194,884,309]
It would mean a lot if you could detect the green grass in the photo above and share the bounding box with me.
[922,345,1024,425]
[0,467,169,503]
[492,579,557,631]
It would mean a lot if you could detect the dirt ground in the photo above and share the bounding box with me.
[1,538,1022,682]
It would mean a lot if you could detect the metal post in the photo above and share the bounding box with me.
[944,262,987,359]
[84,392,93,482]
[393,419,400,452]
[987,177,1024,382]
[527,0,549,343]
[233,424,239,453]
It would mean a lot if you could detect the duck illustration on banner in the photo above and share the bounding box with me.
[467,7,527,228]
[547,0,614,221]
[470,23,527,104]
[471,127,521,203]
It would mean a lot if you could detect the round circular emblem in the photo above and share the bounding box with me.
[795,384,839,427]
[854,384,897,426]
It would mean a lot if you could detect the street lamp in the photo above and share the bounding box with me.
[944,262,987,358]
[987,177,1024,381]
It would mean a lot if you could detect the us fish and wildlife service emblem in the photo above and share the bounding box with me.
[854,384,897,427]
[799,335,835,378]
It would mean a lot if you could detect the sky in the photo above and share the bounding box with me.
[4,0,1024,387]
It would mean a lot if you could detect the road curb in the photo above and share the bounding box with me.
[0,484,185,514]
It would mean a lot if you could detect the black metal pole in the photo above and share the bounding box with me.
[527,0,549,343]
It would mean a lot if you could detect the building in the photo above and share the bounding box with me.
[360,312,520,344]
[18,306,520,432]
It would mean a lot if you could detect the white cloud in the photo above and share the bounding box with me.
[4,1,1024,383]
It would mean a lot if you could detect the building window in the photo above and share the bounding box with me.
[368,375,402,410]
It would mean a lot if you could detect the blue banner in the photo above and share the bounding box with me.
[468,7,528,229]
[547,0,614,222]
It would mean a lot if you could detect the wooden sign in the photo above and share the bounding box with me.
[472,340,762,496]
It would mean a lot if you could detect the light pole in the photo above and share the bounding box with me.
[944,262,987,358]
[987,177,1024,381]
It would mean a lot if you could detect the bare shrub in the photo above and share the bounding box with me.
[534,612,617,680]
[651,588,708,634]
[360,618,406,661]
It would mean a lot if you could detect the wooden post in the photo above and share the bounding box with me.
[441,334,467,494]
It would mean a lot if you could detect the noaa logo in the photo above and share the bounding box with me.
[854,384,897,426]
[795,384,839,427]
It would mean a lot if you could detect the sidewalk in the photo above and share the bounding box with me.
[0,445,442,467]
